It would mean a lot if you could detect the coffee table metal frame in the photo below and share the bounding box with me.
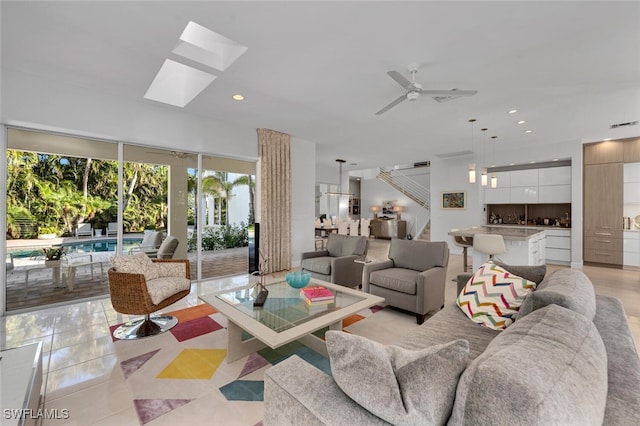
[200,277,384,362]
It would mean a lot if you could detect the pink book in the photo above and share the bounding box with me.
[300,286,335,301]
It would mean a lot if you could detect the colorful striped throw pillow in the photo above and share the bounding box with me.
[457,262,537,330]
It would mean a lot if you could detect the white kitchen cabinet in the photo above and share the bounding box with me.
[539,166,571,185]
[623,231,640,267]
[545,229,571,265]
[510,186,538,203]
[485,187,510,204]
[538,184,571,203]
[510,169,539,187]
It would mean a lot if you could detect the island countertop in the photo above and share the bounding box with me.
[448,226,544,241]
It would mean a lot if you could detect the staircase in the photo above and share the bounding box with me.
[377,168,430,209]
[377,168,431,240]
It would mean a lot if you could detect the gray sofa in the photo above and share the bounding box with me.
[264,266,640,425]
[301,233,369,287]
[363,238,449,324]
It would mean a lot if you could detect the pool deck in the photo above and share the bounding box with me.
[5,234,249,313]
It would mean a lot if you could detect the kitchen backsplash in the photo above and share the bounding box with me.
[486,203,572,227]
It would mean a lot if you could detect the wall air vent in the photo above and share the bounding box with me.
[435,150,474,159]
[610,120,638,129]
[413,161,431,168]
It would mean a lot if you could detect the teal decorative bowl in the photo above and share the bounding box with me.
[286,271,311,288]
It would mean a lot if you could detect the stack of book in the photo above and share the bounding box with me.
[300,285,335,307]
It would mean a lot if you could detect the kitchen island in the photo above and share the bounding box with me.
[448,226,546,270]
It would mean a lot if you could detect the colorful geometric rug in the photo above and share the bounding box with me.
[110,303,417,425]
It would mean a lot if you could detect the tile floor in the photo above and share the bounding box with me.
[1,239,639,425]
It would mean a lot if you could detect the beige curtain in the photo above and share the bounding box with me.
[258,128,291,273]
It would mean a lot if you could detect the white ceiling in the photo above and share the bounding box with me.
[2,1,640,171]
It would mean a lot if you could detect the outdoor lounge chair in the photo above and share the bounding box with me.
[106,222,118,237]
[129,231,163,255]
[75,222,93,237]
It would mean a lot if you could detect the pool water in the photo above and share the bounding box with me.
[9,238,142,259]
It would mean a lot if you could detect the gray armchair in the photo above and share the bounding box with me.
[363,238,449,324]
[301,233,369,287]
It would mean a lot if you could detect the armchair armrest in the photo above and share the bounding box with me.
[329,255,362,287]
[415,266,447,314]
[301,250,329,260]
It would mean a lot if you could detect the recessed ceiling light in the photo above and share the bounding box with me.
[232,94,244,101]
[603,138,612,141]
[553,158,559,161]
[530,161,536,164]
[517,120,526,125]
[525,130,533,133]
[508,109,517,114]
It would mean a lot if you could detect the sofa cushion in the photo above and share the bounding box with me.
[326,330,469,426]
[450,304,608,425]
[146,276,191,305]
[301,257,332,275]
[457,262,537,330]
[518,268,597,321]
[388,239,448,271]
[111,253,160,280]
[369,268,419,295]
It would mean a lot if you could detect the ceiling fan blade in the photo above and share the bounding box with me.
[375,94,407,115]
[387,71,413,90]
[419,89,478,97]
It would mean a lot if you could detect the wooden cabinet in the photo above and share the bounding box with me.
[623,137,640,163]
[584,141,624,164]
[583,162,623,266]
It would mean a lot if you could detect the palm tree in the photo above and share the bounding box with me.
[201,171,253,225]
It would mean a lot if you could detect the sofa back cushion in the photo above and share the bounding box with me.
[326,331,469,425]
[388,239,448,271]
[326,234,368,257]
[450,304,608,425]
[518,268,597,321]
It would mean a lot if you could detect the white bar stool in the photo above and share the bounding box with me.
[473,234,507,261]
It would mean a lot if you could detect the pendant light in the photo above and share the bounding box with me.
[481,128,488,187]
[325,159,352,197]
[490,135,498,188]
[468,119,477,183]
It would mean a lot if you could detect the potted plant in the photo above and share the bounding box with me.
[37,226,58,240]
[42,246,65,267]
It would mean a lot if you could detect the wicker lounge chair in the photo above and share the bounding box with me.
[108,257,191,339]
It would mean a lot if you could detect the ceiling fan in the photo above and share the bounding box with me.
[375,67,478,115]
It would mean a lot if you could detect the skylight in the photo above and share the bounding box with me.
[172,21,248,71]
[144,59,216,108]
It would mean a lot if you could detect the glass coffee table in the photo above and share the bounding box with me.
[200,278,384,362]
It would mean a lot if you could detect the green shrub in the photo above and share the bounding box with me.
[187,222,248,252]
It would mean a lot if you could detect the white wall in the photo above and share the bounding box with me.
[430,139,583,267]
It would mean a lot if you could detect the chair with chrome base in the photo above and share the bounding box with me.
[472,234,507,261]
[108,255,191,339]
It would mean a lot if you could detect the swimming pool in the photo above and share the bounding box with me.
[8,238,143,259]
